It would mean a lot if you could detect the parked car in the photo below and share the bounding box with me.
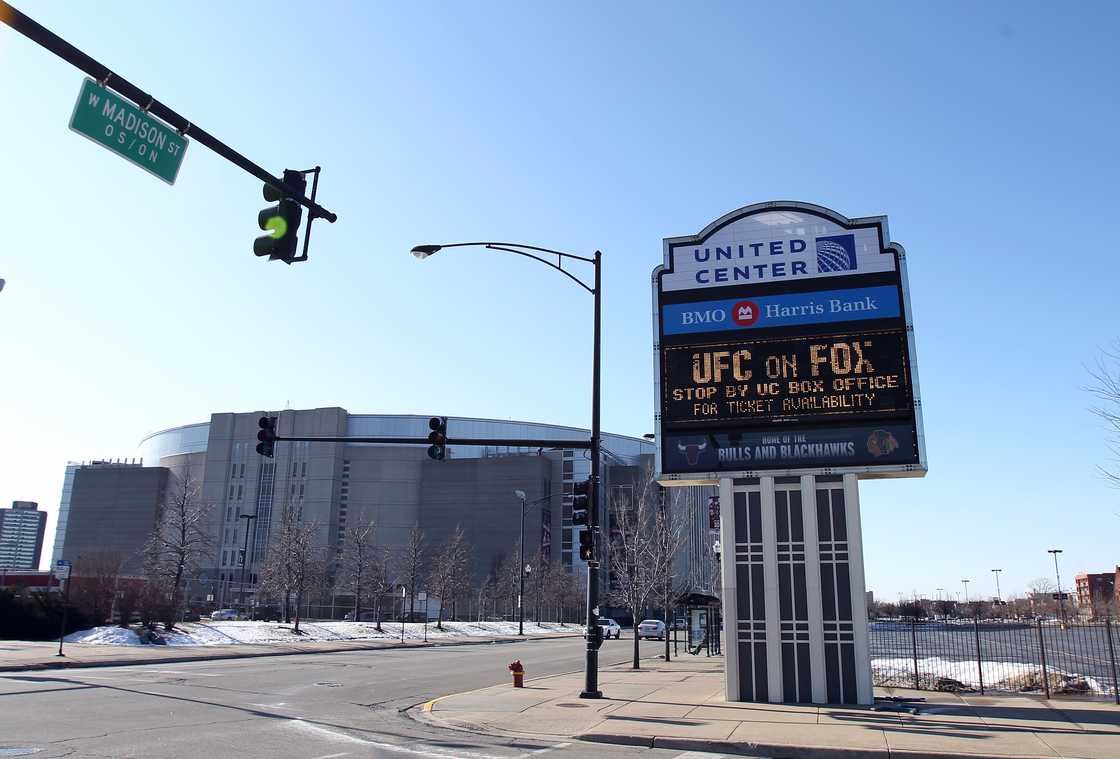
[672,617,687,631]
[251,606,282,621]
[179,611,201,622]
[597,618,621,639]
[638,619,667,640]
[210,608,239,621]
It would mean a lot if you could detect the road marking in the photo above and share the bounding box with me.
[309,753,350,759]
[671,753,726,759]
[286,719,559,759]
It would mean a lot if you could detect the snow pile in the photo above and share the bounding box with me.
[872,656,1110,695]
[64,626,141,645]
[62,620,577,647]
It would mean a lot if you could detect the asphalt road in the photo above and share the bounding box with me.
[0,636,722,759]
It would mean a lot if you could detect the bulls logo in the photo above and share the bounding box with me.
[676,439,708,466]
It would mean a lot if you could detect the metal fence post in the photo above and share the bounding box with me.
[1106,618,1119,706]
[973,617,984,695]
[911,620,920,690]
[1037,619,1051,700]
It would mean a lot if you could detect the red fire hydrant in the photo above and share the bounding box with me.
[508,660,525,688]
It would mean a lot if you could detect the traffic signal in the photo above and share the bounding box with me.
[256,415,277,458]
[253,169,306,263]
[578,529,594,562]
[427,416,447,460]
[572,480,591,526]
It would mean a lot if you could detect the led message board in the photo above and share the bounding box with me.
[653,202,926,481]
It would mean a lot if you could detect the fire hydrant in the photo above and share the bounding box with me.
[508,660,525,688]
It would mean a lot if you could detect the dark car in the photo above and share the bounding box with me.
[251,606,282,621]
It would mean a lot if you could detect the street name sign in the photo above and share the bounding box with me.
[654,201,926,482]
[69,78,188,185]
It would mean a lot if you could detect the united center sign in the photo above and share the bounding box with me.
[654,202,926,481]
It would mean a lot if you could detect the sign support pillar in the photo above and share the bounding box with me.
[720,474,872,705]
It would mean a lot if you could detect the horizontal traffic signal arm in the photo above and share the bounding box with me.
[270,434,593,449]
[0,1,337,224]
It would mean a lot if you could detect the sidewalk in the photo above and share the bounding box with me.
[419,654,1120,759]
[0,632,579,673]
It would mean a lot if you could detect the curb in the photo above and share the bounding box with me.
[579,731,1056,759]
[0,633,583,673]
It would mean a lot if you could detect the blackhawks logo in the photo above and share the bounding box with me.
[866,429,899,457]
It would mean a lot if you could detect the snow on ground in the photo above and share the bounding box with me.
[63,626,142,645]
[872,656,1110,695]
[64,620,577,647]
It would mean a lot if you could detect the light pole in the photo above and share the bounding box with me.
[514,489,551,636]
[413,241,603,698]
[961,579,970,603]
[1048,549,1066,625]
[238,512,257,615]
[991,569,1002,603]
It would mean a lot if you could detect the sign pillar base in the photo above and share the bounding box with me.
[720,473,872,705]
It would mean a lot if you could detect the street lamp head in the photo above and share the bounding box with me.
[514,489,527,501]
[410,244,442,259]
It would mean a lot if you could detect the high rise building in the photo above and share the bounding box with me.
[0,501,47,569]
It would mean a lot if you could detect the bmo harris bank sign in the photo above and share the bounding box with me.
[653,201,927,482]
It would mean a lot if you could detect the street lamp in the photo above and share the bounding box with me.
[991,569,1003,603]
[414,241,603,698]
[1048,549,1066,625]
[238,512,258,615]
[514,489,551,636]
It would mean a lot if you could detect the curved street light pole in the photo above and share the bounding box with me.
[413,242,604,698]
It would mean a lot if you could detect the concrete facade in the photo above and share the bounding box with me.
[55,462,170,575]
[0,501,47,570]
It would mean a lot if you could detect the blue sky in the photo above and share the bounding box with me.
[2,1,1118,599]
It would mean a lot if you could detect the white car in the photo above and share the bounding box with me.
[638,619,666,640]
[597,618,621,639]
[210,608,239,621]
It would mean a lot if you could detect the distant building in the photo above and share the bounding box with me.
[0,501,47,569]
[52,461,170,575]
[1074,570,1118,619]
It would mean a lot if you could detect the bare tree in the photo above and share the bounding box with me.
[336,518,378,621]
[399,524,427,620]
[259,506,325,634]
[497,546,522,620]
[71,552,125,626]
[1027,577,1057,618]
[607,467,665,669]
[428,525,470,629]
[143,467,214,630]
[649,492,687,661]
[1088,341,1120,485]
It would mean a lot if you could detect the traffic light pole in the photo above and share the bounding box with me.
[581,249,603,699]
[0,1,337,223]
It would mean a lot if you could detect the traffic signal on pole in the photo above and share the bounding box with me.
[256,415,277,458]
[572,480,591,526]
[253,169,306,263]
[427,416,447,460]
[578,529,594,562]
